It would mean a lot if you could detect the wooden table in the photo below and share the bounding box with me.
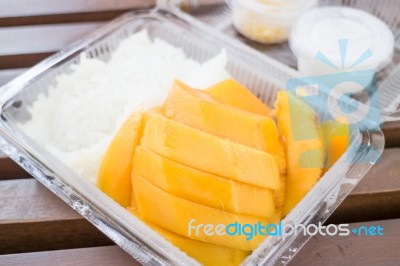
[0,1,399,265]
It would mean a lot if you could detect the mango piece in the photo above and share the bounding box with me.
[151,226,249,266]
[204,80,286,219]
[133,146,275,218]
[132,174,276,251]
[322,119,350,171]
[97,112,143,207]
[164,80,280,156]
[206,79,271,115]
[141,111,279,189]
[276,91,325,215]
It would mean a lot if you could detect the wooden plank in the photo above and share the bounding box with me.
[0,68,26,85]
[351,148,400,195]
[0,179,112,254]
[0,179,79,222]
[0,23,102,69]
[0,246,137,266]
[382,121,400,148]
[0,52,57,69]
[0,220,113,255]
[327,148,400,224]
[0,23,101,56]
[289,219,400,266]
[0,10,138,27]
[1,0,154,18]
[0,0,154,27]
[0,158,31,180]
[0,219,398,265]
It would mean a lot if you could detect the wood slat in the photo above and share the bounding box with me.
[0,179,112,254]
[0,53,54,70]
[0,68,26,85]
[1,0,154,18]
[0,158,31,180]
[327,148,400,224]
[0,178,79,222]
[0,23,101,56]
[0,246,136,266]
[0,0,155,27]
[0,219,398,266]
[382,121,400,148]
[0,23,102,69]
[0,220,113,255]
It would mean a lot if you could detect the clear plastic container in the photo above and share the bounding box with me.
[0,6,398,266]
[231,0,318,44]
[289,6,394,92]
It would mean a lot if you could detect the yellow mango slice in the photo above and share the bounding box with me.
[97,112,143,207]
[164,80,280,156]
[276,91,325,215]
[133,146,275,218]
[141,111,280,189]
[132,174,277,251]
[322,119,350,171]
[204,80,286,219]
[151,225,249,266]
[206,79,271,115]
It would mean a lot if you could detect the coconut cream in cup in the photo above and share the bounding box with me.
[289,6,394,93]
[232,0,318,44]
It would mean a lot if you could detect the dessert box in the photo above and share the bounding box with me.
[0,4,399,266]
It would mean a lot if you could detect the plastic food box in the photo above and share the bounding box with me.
[0,5,399,266]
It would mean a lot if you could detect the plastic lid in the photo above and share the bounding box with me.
[290,6,394,71]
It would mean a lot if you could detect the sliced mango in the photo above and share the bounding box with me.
[133,146,275,218]
[322,119,350,171]
[151,225,249,266]
[276,91,325,215]
[97,112,143,207]
[164,80,280,156]
[132,174,276,251]
[206,79,271,115]
[141,111,280,189]
[203,80,286,219]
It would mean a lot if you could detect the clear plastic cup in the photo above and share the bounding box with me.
[289,6,394,92]
[231,0,318,44]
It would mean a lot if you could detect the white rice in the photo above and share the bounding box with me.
[19,30,230,184]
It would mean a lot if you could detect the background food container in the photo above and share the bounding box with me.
[231,0,318,44]
[0,5,399,266]
[289,6,394,93]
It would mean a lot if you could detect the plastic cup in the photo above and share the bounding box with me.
[231,0,318,44]
[289,6,394,93]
